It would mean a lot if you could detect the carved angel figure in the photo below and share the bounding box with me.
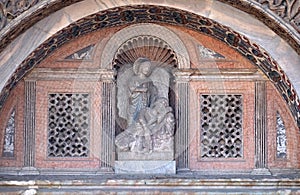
[116,57,175,154]
[127,57,157,126]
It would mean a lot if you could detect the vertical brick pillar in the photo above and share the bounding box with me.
[100,72,115,172]
[252,81,271,175]
[20,80,39,175]
[175,71,190,171]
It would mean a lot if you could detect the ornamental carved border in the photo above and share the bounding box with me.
[0,5,299,129]
[256,0,300,30]
[0,0,299,55]
[0,0,43,29]
[0,0,299,32]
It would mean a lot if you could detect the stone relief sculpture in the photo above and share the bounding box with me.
[126,57,157,127]
[255,0,300,30]
[115,57,175,156]
[0,0,43,29]
[65,45,95,60]
[2,109,15,157]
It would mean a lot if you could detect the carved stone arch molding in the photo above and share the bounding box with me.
[0,0,299,54]
[101,23,189,69]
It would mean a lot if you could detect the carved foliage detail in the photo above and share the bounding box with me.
[256,0,300,30]
[0,0,42,29]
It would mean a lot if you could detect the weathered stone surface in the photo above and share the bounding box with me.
[117,152,174,161]
[0,174,300,194]
[116,57,175,157]
[115,160,176,174]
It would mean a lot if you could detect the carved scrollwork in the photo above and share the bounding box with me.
[256,0,300,31]
[0,0,42,29]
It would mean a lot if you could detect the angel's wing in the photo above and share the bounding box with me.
[150,67,170,100]
[116,64,134,120]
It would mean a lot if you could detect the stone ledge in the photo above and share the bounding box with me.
[0,177,300,194]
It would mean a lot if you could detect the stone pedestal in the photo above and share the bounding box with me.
[115,151,176,174]
[117,151,174,161]
[115,160,176,174]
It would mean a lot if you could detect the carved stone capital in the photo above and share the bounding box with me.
[174,70,192,82]
[100,69,116,82]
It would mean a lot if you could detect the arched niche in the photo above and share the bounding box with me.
[100,23,190,69]
[112,33,179,134]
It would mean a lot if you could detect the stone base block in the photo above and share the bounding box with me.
[117,151,173,160]
[19,167,39,175]
[251,168,272,175]
[115,161,176,174]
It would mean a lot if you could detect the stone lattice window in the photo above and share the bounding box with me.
[47,93,90,157]
[200,94,243,158]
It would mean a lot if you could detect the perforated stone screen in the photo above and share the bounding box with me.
[47,93,90,157]
[200,94,243,158]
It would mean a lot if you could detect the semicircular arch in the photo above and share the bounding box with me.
[100,23,190,69]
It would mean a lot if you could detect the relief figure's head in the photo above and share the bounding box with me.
[133,57,152,77]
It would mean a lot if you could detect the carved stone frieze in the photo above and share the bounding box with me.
[0,0,43,29]
[0,0,299,33]
[256,0,300,31]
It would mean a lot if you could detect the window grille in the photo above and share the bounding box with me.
[200,94,243,158]
[47,93,90,157]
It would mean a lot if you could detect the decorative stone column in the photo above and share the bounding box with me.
[252,81,271,175]
[174,71,191,171]
[20,79,39,175]
[99,71,115,172]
